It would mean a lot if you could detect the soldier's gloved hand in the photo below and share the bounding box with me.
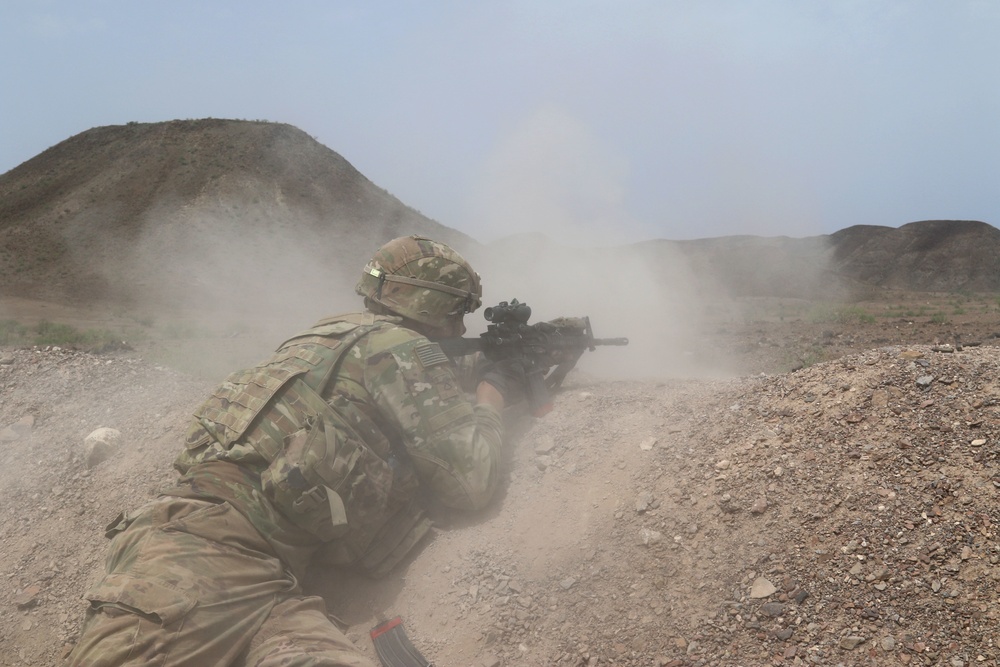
[479,358,528,405]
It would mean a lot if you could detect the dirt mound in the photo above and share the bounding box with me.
[2,338,998,666]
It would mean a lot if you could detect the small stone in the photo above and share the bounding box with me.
[760,602,786,617]
[750,577,777,598]
[639,437,657,451]
[639,529,662,546]
[970,439,986,447]
[715,459,731,470]
[635,492,653,513]
[916,375,934,388]
[750,497,768,514]
[839,636,865,650]
[880,636,895,651]
[560,577,577,590]
[84,427,123,468]
[15,584,41,609]
[533,436,556,455]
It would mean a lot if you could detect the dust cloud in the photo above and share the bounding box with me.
[466,236,739,381]
[99,193,367,378]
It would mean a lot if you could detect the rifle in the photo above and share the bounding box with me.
[437,299,629,416]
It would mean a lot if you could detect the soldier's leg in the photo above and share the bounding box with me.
[243,596,376,667]
[67,497,298,667]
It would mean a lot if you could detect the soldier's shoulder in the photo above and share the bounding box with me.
[365,320,428,353]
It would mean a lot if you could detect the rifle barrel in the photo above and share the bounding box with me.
[593,337,629,346]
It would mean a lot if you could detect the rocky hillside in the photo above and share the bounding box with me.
[0,119,473,314]
[830,220,1000,293]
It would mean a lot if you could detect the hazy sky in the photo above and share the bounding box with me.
[2,1,999,243]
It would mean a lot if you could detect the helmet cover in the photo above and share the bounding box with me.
[355,235,482,326]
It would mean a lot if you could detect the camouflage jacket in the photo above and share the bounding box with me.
[167,312,504,578]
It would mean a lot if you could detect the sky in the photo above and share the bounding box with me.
[2,1,999,244]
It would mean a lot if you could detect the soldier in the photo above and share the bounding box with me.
[66,235,525,666]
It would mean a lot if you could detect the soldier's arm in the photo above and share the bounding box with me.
[363,328,504,511]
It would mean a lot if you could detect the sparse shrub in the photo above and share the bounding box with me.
[808,305,875,325]
[930,312,948,324]
[0,319,124,349]
[0,319,28,345]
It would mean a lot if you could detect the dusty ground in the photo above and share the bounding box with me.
[1,293,1000,666]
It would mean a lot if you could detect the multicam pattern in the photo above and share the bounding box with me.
[354,235,482,325]
[68,312,505,665]
[65,497,373,667]
[172,312,504,574]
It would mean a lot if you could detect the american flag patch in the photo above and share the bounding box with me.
[414,342,449,368]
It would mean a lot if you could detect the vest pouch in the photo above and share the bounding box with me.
[260,413,394,543]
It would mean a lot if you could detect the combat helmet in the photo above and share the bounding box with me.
[355,235,482,326]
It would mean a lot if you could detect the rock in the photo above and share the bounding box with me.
[84,427,123,468]
[916,375,934,388]
[559,577,577,590]
[15,584,42,609]
[970,438,986,447]
[636,491,654,513]
[839,636,865,650]
[760,602,787,617]
[639,529,662,546]
[750,497,768,514]
[639,437,657,451]
[880,636,895,651]
[0,354,14,364]
[533,436,556,455]
[750,577,777,598]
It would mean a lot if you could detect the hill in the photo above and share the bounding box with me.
[831,220,1000,292]
[0,119,473,316]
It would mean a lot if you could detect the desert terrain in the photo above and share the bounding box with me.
[2,288,999,667]
[2,120,1000,666]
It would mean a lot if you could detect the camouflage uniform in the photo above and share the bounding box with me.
[66,310,503,667]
